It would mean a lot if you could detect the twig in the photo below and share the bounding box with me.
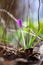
[0,9,17,22]
[38,0,40,31]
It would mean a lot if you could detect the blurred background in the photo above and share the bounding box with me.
[0,0,43,48]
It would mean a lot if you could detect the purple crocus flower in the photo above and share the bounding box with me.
[16,19,22,28]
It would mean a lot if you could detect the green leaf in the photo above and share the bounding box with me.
[27,30,40,48]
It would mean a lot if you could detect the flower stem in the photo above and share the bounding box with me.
[21,29,26,49]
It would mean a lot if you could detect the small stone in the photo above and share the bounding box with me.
[39,45,43,54]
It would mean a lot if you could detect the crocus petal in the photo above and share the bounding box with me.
[16,19,22,28]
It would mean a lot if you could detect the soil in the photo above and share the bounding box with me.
[0,43,41,65]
